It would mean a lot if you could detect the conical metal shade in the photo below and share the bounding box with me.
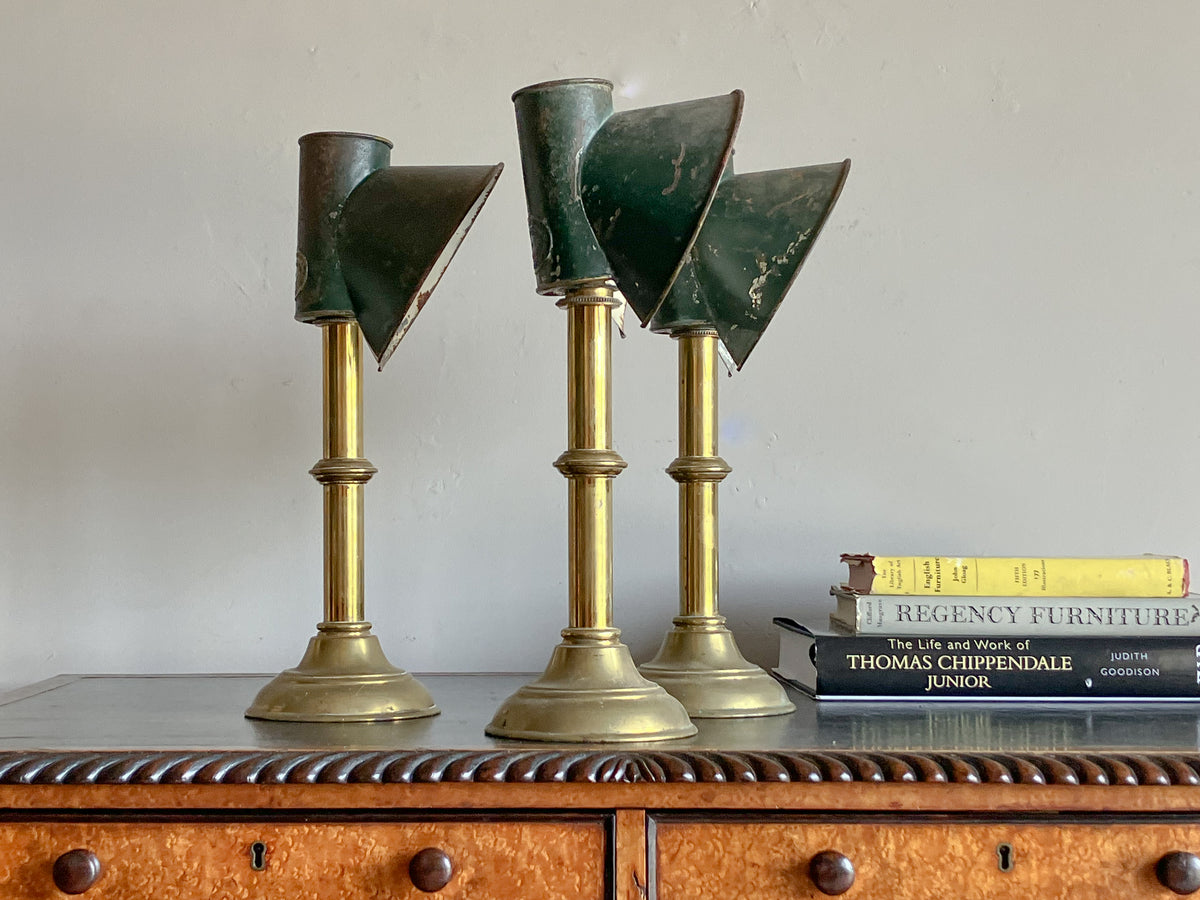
[652,159,850,368]
[580,92,742,324]
[338,164,504,368]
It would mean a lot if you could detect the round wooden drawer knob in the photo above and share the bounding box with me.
[52,849,103,894]
[809,849,855,895]
[409,847,453,893]
[1158,851,1200,895]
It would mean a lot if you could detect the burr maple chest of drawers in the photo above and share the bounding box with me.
[3,674,1200,898]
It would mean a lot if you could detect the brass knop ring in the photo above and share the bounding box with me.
[553,448,628,478]
[309,457,378,485]
[666,455,732,484]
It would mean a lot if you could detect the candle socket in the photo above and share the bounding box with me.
[639,331,794,718]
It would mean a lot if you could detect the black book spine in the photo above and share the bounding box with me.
[815,633,1200,698]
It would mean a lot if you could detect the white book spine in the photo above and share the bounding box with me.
[833,591,1200,637]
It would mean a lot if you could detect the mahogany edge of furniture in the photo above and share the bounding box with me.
[2,749,1199,787]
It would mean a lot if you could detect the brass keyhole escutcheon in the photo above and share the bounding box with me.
[997,843,1015,873]
[250,841,268,871]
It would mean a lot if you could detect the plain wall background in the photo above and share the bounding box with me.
[1,1,1197,695]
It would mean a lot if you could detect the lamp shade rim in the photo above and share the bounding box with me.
[512,77,614,101]
[298,131,394,149]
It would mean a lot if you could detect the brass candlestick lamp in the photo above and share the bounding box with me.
[536,80,850,718]
[488,78,755,742]
[246,132,502,722]
[631,160,851,717]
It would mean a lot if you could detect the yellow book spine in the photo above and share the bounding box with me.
[842,555,1189,598]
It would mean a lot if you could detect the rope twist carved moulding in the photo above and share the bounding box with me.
[1,750,1198,786]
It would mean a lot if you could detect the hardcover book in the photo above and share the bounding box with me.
[774,616,1200,701]
[840,554,1188,598]
[829,586,1200,637]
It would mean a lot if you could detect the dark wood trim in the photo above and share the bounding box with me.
[1,749,1198,786]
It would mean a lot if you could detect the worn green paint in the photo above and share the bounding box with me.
[337,164,503,368]
[510,79,852,369]
[511,78,739,315]
[512,79,615,294]
[293,131,502,368]
[652,159,851,369]
[580,91,741,325]
[295,132,392,324]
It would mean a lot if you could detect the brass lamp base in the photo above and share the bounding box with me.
[486,628,697,742]
[640,616,795,718]
[246,622,439,723]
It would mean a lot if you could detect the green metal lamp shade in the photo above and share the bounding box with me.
[512,79,739,308]
[337,165,503,368]
[294,131,503,367]
[650,159,851,368]
[511,80,850,367]
[579,92,741,324]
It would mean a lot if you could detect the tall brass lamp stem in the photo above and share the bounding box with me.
[245,321,437,723]
[639,329,795,718]
[486,289,695,742]
[320,322,370,624]
[563,294,619,629]
[676,331,723,619]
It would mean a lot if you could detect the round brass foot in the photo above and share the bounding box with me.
[245,622,439,723]
[487,628,697,742]
[639,616,795,718]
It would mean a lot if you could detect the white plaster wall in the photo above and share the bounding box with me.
[1,1,1197,694]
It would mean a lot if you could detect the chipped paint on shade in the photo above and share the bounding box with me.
[651,159,851,370]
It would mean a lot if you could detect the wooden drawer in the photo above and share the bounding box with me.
[0,818,606,899]
[654,818,1200,899]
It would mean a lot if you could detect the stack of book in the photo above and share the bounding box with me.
[774,554,1200,701]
